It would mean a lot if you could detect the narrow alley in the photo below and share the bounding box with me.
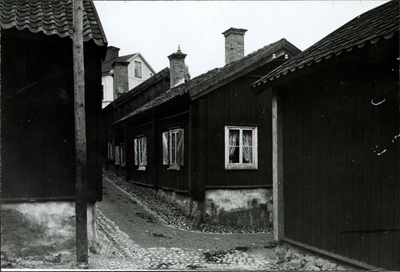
[89,171,279,270]
[2,170,353,270]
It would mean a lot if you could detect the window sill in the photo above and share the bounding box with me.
[137,166,146,171]
[167,164,181,171]
[225,164,258,170]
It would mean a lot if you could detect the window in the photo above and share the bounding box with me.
[162,129,184,170]
[120,144,126,167]
[115,146,120,166]
[134,61,142,79]
[134,137,147,171]
[225,126,258,170]
[108,141,115,161]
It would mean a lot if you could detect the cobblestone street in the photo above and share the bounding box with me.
[90,208,277,270]
[87,172,280,270]
[2,171,355,270]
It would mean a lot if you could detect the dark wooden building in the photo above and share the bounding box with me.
[105,28,301,228]
[103,67,171,177]
[252,1,399,270]
[1,0,107,257]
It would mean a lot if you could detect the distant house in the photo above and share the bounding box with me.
[252,1,399,270]
[1,0,107,258]
[102,46,156,108]
[106,28,301,228]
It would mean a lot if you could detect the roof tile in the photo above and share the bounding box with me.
[0,0,107,47]
[253,0,399,88]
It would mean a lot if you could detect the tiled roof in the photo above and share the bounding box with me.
[252,0,399,90]
[115,38,298,125]
[0,0,107,47]
[102,53,138,74]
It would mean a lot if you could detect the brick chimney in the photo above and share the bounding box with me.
[168,46,187,87]
[222,28,247,65]
[112,61,129,99]
[104,46,120,63]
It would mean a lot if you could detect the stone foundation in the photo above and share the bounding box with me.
[157,188,273,228]
[204,188,273,227]
[1,202,98,258]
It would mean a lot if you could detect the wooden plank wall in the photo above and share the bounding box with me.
[126,120,154,187]
[155,106,190,193]
[203,77,273,188]
[2,30,102,201]
[116,78,169,121]
[281,52,399,270]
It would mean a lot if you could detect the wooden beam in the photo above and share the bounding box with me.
[272,87,284,242]
[73,0,88,264]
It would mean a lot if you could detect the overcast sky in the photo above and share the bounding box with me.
[94,1,388,78]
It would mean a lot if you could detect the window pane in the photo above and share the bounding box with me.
[171,133,176,163]
[139,139,143,164]
[242,130,253,163]
[229,130,239,163]
[134,61,142,78]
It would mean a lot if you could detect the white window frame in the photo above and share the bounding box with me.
[134,136,147,171]
[225,126,258,170]
[169,130,179,165]
[162,128,184,171]
[134,61,142,79]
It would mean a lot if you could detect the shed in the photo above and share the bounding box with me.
[1,0,107,258]
[251,1,399,270]
[108,28,301,229]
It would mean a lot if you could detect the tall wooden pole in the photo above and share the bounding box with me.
[73,0,88,263]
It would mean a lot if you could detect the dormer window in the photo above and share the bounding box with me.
[134,61,142,79]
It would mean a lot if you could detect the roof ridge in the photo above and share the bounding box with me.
[114,38,297,125]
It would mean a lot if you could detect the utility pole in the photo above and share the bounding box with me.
[73,0,88,263]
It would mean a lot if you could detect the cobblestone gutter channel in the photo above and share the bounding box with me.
[104,170,273,234]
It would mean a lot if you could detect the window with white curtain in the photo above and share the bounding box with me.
[225,126,258,170]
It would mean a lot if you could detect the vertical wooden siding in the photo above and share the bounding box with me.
[126,121,154,187]
[2,31,102,201]
[155,106,190,192]
[203,77,272,188]
[281,51,399,269]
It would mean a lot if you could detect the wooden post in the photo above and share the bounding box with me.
[272,88,284,242]
[73,0,88,263]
